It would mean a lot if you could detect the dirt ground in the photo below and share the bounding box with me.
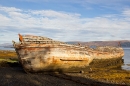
[0,66,86,86]
[0,66,129,86]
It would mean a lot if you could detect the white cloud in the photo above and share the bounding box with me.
[0,6,130,44]
[31,10,80,19]
[0,14,11,26]
[0,6,22,12]
[122,9,130,21]
[123,9,130,16]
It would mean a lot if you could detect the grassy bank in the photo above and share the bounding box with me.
[0,50,18,67]
[0,50,17,59]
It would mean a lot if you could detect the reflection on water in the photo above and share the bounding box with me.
[122,48,130,70]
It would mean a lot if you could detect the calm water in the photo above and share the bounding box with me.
[0,46,14,50]
[0,46,130,70]
[122,48,130,70]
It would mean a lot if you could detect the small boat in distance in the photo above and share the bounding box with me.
[12,34,93,73]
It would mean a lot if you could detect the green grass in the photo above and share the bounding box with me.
[0,59,18,63]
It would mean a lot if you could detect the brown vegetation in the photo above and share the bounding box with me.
[0,50,17,59]
[0,50,18,67]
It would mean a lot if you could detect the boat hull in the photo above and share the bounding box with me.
[87,47,124,68]
[15,45,93,73]
[88,50,124,59]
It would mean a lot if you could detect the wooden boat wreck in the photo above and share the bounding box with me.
[12,34,124,73]
[12,34,93,73]
[87,46,124,68]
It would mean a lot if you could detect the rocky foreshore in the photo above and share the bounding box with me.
[0,50,130,86]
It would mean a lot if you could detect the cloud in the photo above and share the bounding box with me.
[122,9,130,20]
[0,5,130,44]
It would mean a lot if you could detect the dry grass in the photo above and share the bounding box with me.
[0,50,18,67]
[0,50,17,59]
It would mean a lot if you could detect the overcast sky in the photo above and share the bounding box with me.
[0,0,130,44]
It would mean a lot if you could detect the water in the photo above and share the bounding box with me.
[0,46,130,70]
[0,46,14,50]
[122,48,130,70]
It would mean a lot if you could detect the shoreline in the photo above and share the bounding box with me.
[0,50,130,85]
[0,65,129,85]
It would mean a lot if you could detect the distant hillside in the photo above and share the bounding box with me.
[67,40,130,47]
[121,41,130,47]
[1,40,130,48]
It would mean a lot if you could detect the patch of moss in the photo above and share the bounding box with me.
[0,59,19,67]
[83,68,130,85]
[0,59,18,63]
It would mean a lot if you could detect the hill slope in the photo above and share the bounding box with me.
[67,40,130,47]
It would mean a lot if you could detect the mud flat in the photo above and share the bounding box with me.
[0,50,130,86]
[65,67,130,86]
[0,67,88,86]
[54,58,130,86]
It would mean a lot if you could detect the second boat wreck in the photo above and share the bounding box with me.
[12,34,124,73]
